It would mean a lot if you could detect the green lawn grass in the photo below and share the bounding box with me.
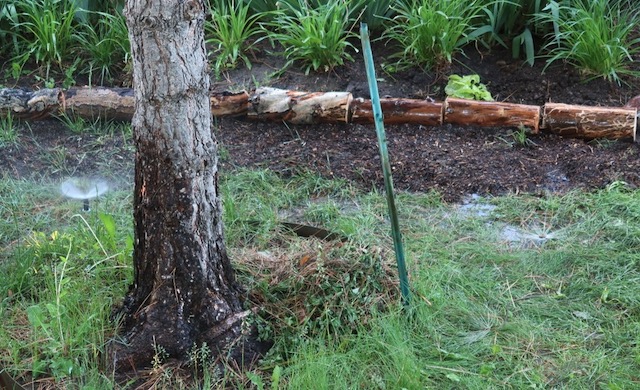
[1,169,639,388]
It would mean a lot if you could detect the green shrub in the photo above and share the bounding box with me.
[260,0,359,74]
[206,0,264,77]
[76,9,130,85]
[478,0,550,66]
[534,0,640,84]
[383,0,491,71]
[12,0,80,77]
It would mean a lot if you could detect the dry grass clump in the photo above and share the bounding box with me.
[232,234,400,346]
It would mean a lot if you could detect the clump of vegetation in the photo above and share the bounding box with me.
[10,0,80,79]
[205,0,263,78]
[497,125,538,148]
[445,74,494,101]
[477,0,550,66]
[235,237,399,358]
[383,0,490,71]
[260,0,359,74]
[75,8,130,85]
[534,0,640,84]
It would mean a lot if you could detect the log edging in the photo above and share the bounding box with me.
[0,87,637,141]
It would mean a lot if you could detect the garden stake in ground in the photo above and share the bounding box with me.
[1,87,638,141]
[361,23,410,306]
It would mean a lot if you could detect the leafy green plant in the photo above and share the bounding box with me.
[261,0,359,74]
[478,0,549,66]
[534,0,640,84]
[383,0,492,71]
[205,0,263,77]
[0,1,19,57]
[445,74,494,101]
[12,0,80,77]
[34,75,56,89]
[357,0,396,31]
[62,57,80,88]
[76,9,131,85]
[246,365,282,390]
[243,0,279,16]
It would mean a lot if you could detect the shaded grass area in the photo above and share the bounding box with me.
[1,170,639,388]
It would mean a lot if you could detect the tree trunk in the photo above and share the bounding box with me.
[107,0,261,372]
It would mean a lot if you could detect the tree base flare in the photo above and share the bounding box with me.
[105,308,270,374]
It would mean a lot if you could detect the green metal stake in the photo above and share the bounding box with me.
[360,23,411,306]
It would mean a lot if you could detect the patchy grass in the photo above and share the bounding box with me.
[1,171,640,388]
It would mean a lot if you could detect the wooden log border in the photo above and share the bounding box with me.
[0,87,637,141]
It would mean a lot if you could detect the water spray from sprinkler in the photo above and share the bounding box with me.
[60,178,109,211]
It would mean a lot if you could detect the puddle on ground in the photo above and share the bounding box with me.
[454,194,561,249]
[498,224,558,249]
[457,193,497,218]
[277,196,362,224]
[277,193,563,250]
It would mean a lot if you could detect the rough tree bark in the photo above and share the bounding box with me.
[107,0,261,371]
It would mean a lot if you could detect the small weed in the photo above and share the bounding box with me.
[589,138,619,149]
[34,75,55,89]
[50,146,69,169]
[56,113,125,136]
[56,113,87,134]
[0,111,20,147]
[62,58,80,88]
[497,125,537,148]
[151,339,169,372]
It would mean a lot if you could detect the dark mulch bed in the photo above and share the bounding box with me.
[2,40,639,202]
[215,41,640,202]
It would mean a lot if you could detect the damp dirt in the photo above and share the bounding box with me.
[1,39,640,203]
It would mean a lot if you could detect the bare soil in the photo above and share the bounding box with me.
[2,40,640,202]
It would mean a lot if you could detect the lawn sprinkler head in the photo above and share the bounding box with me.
[60,177,109,211]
